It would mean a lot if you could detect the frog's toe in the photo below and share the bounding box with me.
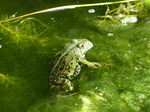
[63,83,74,93]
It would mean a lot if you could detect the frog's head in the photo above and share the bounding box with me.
[67,39,93,56]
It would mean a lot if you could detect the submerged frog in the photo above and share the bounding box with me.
[49,39,109,94]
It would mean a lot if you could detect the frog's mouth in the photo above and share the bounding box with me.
[88,41,93,50]
[83,41,93,53]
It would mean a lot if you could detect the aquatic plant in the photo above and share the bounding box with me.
[0,0,140,45]
[0,15,48,45]
[0,73,16,87]
[98,0,147,24]
[0,0,138,23]
[0,0,150,112]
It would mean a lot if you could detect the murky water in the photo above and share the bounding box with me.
[0,0,150,112]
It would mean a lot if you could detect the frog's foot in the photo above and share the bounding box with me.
[92,63,112,68]
[57,92,79,97]
[49,77,74,94]
[98,63,112,67]
[50,85,74,95]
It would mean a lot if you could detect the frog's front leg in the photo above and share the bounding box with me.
[50,77,74,94]
[79,57,110,68]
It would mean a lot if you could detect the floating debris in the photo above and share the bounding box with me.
[121,16,138,26]
[0,73,17,87]
[98,0,146,25]
[0,0,137,23]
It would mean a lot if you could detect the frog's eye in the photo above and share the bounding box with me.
[79,44,84,48]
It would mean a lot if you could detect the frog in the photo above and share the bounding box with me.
[49,39,110,94]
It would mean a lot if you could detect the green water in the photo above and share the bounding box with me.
[0,0,150,112]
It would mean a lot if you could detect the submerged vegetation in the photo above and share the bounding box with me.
[0,73,16,87]
[98,0,147,19]
[0,15,48,46]
[0,0,150,112]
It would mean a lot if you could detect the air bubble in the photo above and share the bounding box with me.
[95,87,98,90]
[88,9,95,13]
[108,33,114,36]
[134,67,139,70]
[139,94,147,99]
[128,50,132,53]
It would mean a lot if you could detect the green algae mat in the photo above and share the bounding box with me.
[0,0,150,112]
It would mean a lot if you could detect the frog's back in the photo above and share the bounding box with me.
[49,39,90,79]
[50,50,81,80]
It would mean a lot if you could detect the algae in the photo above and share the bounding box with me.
[0,0,150,112]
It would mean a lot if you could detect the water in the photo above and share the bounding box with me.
[0,0,150,112]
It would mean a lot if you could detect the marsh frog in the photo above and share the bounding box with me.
[49,39,109,94]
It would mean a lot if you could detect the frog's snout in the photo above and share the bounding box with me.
[87,41,93,51]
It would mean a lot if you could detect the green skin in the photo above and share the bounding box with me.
[49,39,108,94]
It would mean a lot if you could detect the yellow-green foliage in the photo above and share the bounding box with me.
[0,0,150,112]
[98,0,147,21]
[0,15,48,44]
[0,73,16,87]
